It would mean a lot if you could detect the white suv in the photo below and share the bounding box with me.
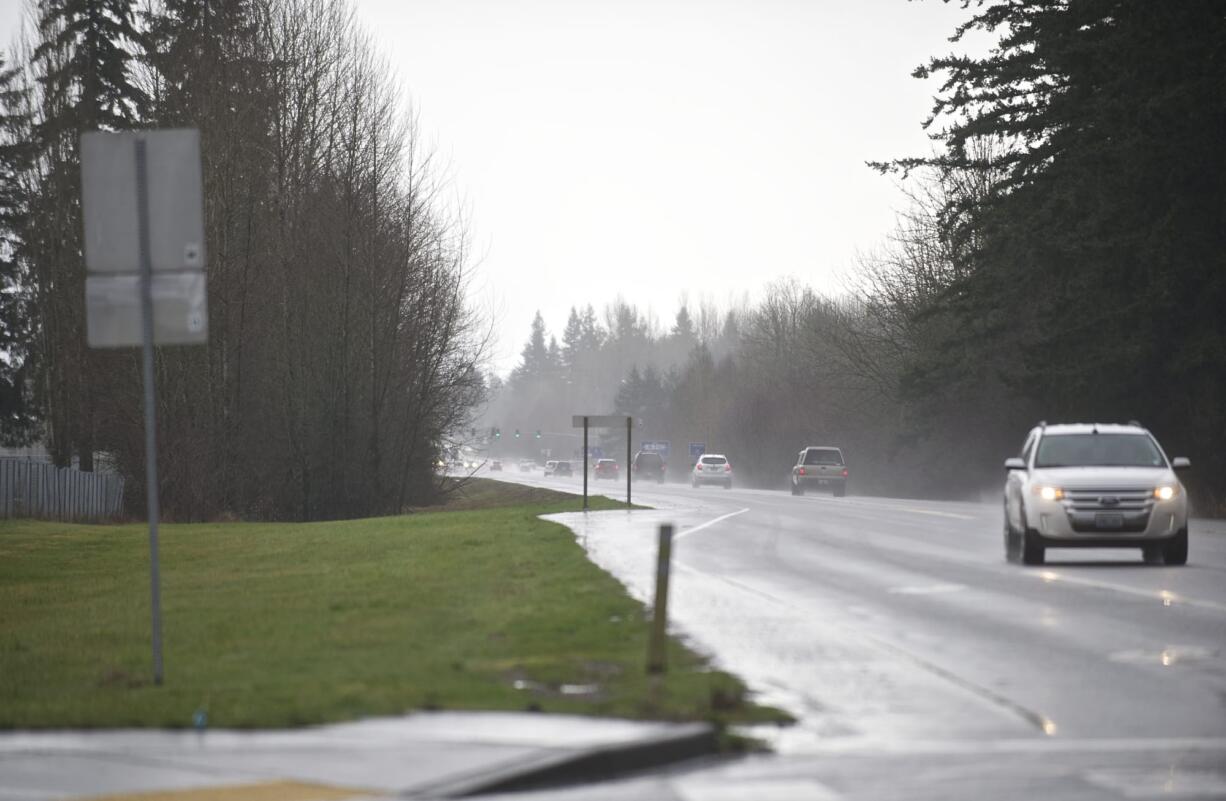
[691,454,733,489]
[1003,422,1190,565]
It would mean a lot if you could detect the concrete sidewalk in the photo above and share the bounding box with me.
[0,713,715,801]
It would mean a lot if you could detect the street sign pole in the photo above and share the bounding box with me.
[82,129,207,689]
[626,417,632,508]
[135,138,164,686]
[571,415,632,509]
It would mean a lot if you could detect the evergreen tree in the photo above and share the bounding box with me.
[561,306,583,368]
[672,305,695,341]
[579,304,604,352]
[511,311,551,385]
[34,0,147,134]
[0,54,39,444]
[875,0,1226,501]
[25,0,147,468]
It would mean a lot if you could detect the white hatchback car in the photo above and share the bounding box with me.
[691,454,733,489]
[1003,422,1190,565]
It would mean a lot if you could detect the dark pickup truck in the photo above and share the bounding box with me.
[790,446,848,497]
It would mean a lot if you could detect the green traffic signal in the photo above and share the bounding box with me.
[535,430,541,439]
[514,429,521,438]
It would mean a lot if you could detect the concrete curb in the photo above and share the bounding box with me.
[405,722,718,798]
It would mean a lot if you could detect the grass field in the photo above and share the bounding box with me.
[0,480,786,730]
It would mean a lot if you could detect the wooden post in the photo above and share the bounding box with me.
[647,524,674,674]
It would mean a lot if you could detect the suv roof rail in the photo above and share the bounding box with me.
[1037,420,1047,429]
[1127,419,1142,427]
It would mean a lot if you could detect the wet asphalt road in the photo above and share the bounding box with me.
[481,468,1226,800]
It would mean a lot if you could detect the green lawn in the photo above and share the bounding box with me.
[0,480,786,730]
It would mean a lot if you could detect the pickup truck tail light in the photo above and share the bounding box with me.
[842,469,849,477]
[798,467,806,476]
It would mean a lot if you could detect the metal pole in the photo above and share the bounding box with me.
[582,417,589,512]
[647,523,673,674]
[626,416,632,508]
[136,137,164,686]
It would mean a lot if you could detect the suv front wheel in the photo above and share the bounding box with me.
[1020,527,1045,565]
[1163,528,1188,566]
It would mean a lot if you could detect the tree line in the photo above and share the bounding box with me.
[480,299,741,460]
[489,1,1226,511]
[0,0,486,520]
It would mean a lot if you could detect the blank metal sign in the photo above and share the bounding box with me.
[81,129,205,274]
[572,415,630,428]
[86,273,208,348]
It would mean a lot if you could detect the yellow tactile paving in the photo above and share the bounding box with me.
[83,780,378,801]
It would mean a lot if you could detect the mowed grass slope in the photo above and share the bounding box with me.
[0,480,783,729]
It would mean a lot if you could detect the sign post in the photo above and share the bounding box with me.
[626,417,632,508]
[135,138,164,686]
[82,129,207,686]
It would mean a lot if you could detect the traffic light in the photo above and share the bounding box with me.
[493,427,501,439]
[514,429,521,438]
[535,430,541,439]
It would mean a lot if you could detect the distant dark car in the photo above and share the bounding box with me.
[791,446,848,496]
[632,451,666,483]
[553,460,573,477]
[594,458,620,480]
[489,460,502,472]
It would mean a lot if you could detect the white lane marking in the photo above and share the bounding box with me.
[739,734,1226,756]
[673,507,749,541]
[887,583,967,595]
[900,507,976,520]
[1033,570,1226,614]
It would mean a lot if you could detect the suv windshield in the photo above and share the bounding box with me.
[804,448,843,466]
[1034,433,1166,468]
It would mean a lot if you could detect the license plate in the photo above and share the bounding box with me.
[817,479,829,485]
[1095,513,1124,530]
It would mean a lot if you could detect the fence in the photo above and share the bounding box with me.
[0,458,125,521]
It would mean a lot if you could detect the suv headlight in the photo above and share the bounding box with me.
[1154,485,1179,501]
[1033,486,1064,501]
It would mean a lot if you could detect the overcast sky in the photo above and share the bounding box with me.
[1,0,981,374]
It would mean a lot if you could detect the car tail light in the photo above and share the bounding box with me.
[725,464,731,472]
[798,467,806,476]
[842,469,849,477]
[696,464,703,471]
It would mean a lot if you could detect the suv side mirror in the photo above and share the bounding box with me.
[1004,457,1026,471]
[1171,457,1191,471]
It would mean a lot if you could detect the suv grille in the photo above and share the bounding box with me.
[1063,488,1152,533]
